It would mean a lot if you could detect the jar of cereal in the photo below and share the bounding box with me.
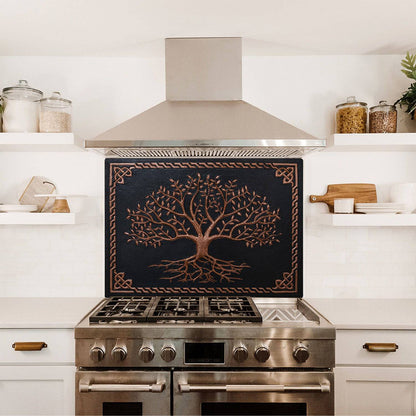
[369,100,397,133]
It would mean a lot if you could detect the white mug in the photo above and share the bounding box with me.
[334,198,355,214]
[390,183,416,213]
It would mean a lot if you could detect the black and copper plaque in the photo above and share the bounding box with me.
[105,159,303,297]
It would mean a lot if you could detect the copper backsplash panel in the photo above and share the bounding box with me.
[105,159,303,297]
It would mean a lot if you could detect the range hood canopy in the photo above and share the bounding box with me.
[85,37,325,158]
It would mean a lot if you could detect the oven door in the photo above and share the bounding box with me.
[76,371,170,416]
[173,371,333,416]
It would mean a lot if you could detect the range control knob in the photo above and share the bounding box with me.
[233,345,249,362]
[254,345,270,363]
[139,346,155,363]
[111,346,127,361]
[89,345,105,362]
[293,343,310,363]
[161,345,176,362]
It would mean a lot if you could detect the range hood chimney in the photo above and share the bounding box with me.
[85,37,325,158]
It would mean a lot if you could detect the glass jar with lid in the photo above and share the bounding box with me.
[369,100,397,133]
[1,80,43,132]
[336,96,368,133]
[39,92,72,133]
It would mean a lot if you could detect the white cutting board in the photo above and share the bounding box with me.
[19,176,56,212]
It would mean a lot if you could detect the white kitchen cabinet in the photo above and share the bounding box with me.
[0,365,75,415]
[335,329,416,416]
[335,367,416,416]
[306,300,416,416]
[0,298,100,416]
[0,328,76,415]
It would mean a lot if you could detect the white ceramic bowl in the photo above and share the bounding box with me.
[390,183,416,213]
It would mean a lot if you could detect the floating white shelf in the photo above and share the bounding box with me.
[0,133,82,152]
[326,133,416,151]
[0,212,79,225]
[315,213,416,227]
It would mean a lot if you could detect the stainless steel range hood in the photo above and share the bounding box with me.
[85,37,325,158]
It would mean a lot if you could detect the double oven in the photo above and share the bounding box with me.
[76,369,333,415]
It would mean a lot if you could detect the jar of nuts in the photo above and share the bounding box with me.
[336,96,367,133]
[369,100,397,133]
[39,92,72,133]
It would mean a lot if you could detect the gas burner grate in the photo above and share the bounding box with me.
[89,296,155,324]
[89,296,263,324]
[205,296,262,322]
[148,296,205,322]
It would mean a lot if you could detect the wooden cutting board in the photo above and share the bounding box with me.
[309,183,377,212]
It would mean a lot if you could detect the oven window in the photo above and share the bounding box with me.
[103,402,142,416]
[201,402,306,415]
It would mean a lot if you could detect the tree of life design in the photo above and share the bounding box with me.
[125,174,281,283]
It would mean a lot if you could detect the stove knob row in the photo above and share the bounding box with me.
[89,345,105,362]
[111,345,127,361]
[293,343,310,363]
[254,345,271,363]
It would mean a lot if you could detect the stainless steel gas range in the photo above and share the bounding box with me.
[75,296,335,415]
[77,153,334,415]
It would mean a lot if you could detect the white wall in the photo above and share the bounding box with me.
[0,55,415,298]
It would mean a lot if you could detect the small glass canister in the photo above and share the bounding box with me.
[369,100,397,133]
[39,92,72,133]
[336,96,368,133]
[1,80,43,132]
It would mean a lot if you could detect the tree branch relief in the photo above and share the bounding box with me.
[125,174,281,283]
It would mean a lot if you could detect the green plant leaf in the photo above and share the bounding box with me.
[402,69,413,78]
[400,52,416,80]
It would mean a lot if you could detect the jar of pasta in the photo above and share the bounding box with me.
[336,96,367,133]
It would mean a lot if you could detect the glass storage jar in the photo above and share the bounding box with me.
[369,100,397,133]
[1,80,43,132]
[336,96,368,133]
[39,92,72,133]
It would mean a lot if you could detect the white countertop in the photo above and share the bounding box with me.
[306,298,416,330]
[1,297,414,330]
[0,297,102,328]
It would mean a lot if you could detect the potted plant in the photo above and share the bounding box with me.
[395,52,416,119]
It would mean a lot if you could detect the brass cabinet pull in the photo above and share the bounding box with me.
[12,342,47,351]
[363,343,398,352]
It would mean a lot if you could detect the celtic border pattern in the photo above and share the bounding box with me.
[108,161,300,295]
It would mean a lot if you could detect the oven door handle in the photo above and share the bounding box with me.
[79,382,165,393]
[179,383,330,393]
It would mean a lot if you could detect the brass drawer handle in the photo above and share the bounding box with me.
[363,343,398,352]
[12,342,48,351]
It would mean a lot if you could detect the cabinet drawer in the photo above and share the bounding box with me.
[0,329,74,365]
[336,329,416,366]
